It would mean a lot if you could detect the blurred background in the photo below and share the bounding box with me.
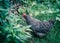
[0,0,60,43]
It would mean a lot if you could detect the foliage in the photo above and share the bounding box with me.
[0,0,60,43]
[0,0,31,43]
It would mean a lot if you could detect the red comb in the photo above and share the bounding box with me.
[22,13,27,17]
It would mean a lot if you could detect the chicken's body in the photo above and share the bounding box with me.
[22,14,55,38]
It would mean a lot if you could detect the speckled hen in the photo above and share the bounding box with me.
[22,13,55,38]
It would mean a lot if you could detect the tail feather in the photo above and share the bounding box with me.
[49,19,55,25]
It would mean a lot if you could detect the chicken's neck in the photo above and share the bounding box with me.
[25,15,34,25]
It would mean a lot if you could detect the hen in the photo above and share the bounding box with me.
[22,13,55,38]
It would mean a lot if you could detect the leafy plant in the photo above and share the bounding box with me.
[0,0,60,43]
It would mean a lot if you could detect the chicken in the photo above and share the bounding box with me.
[22,13,55,38]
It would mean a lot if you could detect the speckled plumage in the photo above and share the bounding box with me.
[23,15,55,38]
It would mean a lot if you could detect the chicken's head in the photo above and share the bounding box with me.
[22,13,27,17]
[22,13,27,19]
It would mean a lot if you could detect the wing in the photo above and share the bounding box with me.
[31,22,52,34]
